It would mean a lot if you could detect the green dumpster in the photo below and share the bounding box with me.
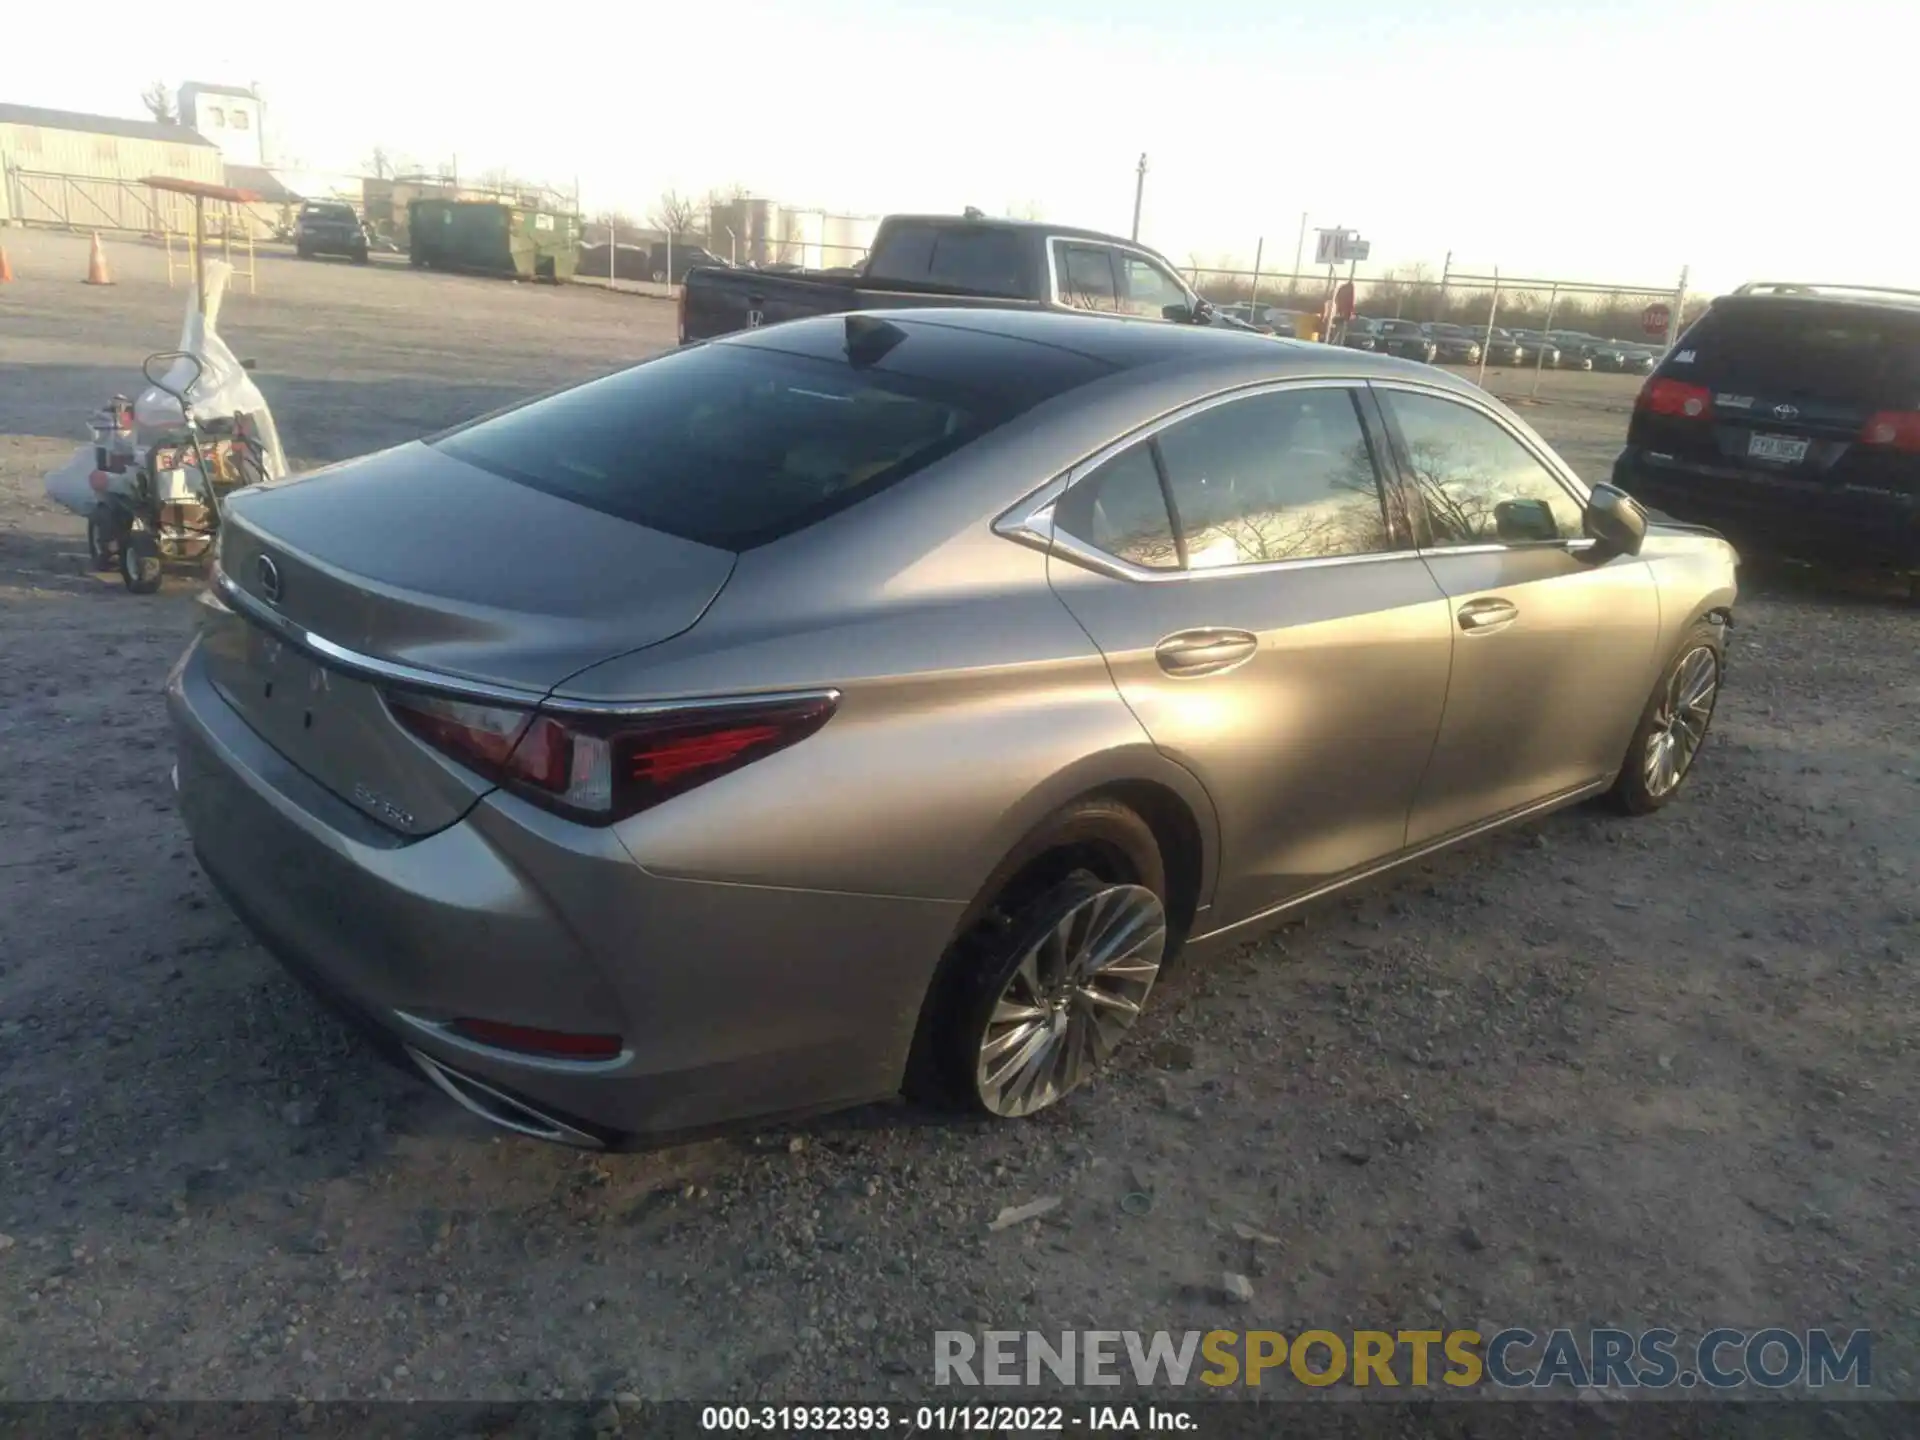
[407,199,580,281]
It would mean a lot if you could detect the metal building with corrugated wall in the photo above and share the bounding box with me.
[0,104,224,232]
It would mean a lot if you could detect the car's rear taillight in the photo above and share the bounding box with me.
[1638,378,1714,419]
[1859,410,1920,452]
[386,690,837,825]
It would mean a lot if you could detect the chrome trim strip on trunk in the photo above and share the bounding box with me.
[214,565,548,707]
[211,564,841,721]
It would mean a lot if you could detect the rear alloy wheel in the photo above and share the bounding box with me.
[962,875,1167,1119]
[1608,621,1722,814]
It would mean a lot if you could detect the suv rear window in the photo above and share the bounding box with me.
[864,223,1030,298]
[433,323,1100,550]
[301,203,355,222]
[1678,301,1920,395]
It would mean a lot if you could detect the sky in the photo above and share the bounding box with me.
[6,0,1902,297]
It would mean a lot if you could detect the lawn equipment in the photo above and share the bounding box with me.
[84,351,268,593]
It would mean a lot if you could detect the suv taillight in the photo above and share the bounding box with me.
[1638,378,1714,419]
[386,690,837,825]
[1860,411,1920,452]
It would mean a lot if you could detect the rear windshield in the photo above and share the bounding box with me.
[1679,302,1920,394]
[864,223,1030,298]
[433,326,1094,550]
[302,204,355,221]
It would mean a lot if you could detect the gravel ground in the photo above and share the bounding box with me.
[2,231,1916,1406]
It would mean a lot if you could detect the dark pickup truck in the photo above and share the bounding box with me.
[678,213,1255,344]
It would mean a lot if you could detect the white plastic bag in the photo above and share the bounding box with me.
[133,259,287,478]
[43,445,99,517]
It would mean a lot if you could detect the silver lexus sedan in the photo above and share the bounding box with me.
[168,308,1738,1147]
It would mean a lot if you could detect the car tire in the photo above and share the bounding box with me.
[1605,619,1724,815]
[120,525,163,594]
[651,269,668,284]
[909,798,1170,1118]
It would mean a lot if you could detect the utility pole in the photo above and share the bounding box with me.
[1292,211,1307,298]
[1666,264,1689,350]
[1130,154,1148,242]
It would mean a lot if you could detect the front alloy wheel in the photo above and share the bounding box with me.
[1644,645,1718,799]
[1608,621,1723,814]
[971,880,1166,1119]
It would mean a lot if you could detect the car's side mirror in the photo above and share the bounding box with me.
[1583,481,1648,557]
[1494,498,1559,543]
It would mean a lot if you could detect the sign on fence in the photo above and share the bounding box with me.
[1314,229,1368,265]
[1641,301,1672,338]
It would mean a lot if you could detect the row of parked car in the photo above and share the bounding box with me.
[1343,318,1661,373]
[1208,304,1663,373]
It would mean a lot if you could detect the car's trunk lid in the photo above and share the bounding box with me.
[204,442,735,835]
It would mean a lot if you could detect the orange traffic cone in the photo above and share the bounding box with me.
[0,245,12,283]
[85,232,112,285]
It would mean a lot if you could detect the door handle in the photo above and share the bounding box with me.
[1457,597,1519,634]
[1154,628,1259,677]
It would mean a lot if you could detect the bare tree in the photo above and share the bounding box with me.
[365,147,397,180]
[652,189,701,237]
[589,209,645,245]
[141,83,176,125]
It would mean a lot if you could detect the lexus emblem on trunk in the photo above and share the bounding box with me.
[1773,404,1800,421]
[256,554,283,605]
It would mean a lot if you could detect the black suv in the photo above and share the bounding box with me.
[1613,283,1920,571]
[295,202,370,263]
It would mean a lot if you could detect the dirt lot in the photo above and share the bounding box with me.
[2,230,1916,1405]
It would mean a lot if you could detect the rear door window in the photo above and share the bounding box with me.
[1057,244,1120,312]
[1155,388,1399,568]
[434,325,1106,550]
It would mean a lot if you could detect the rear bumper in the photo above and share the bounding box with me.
[166,635,959,1140]
[1614,450,1920,567]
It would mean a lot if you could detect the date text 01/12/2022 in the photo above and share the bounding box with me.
[699,1405,1194,1432]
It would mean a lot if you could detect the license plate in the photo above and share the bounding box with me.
[1747,432,1809,463]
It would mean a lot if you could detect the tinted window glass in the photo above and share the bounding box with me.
[1058,245,1119,312]
[435,336,1085,550]
[1156,389,1394,568]
[1055,445,1179,569]
[1676,302,1920,395]
[865,224,1028,297]
[1118,255,1189,319]
[1384,391,1583,545]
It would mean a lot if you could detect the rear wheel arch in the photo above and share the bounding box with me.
[962,755,1217,943]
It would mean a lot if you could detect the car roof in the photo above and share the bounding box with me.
[715,306,1475,391]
